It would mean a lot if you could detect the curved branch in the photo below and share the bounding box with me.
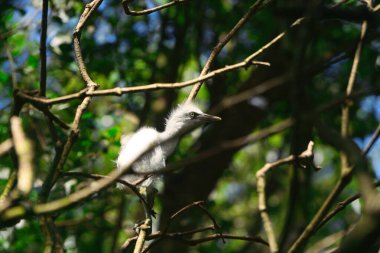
[256,141,317,253]
[72,0,103,87]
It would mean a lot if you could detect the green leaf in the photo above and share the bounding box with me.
[8,32,27,56]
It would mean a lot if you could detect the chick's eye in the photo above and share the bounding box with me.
[189,112,197,119]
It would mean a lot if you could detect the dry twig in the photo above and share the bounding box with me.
[187,0,272,101]
[256,141,318,253]
[122,0,187,16]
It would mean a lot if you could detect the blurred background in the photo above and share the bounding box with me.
[1,0,380,252]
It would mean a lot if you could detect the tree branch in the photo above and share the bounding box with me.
[39,0,48,96]
[340,20,367,177]
[256,141,318,253]
[10,116,34,196]
[122,0,187,16]
[318,180,380,230]
[39,0,103,203]
[288,20,368,253]
[0,139,13,157]
[187,0,272,101]
[17,61,270,106]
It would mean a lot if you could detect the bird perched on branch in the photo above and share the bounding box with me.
[117,101,221,189]
[117,101,221,219]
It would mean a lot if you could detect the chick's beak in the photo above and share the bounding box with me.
[199,113,222,122]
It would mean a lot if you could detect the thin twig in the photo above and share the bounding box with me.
[182,233,268,246]
[32,104,70,130]
[127,201,221,252]
[256,141,317,253]
[362,123,380,156]
[244,18,304,64]
[187,0,272,101]
[0,171,17,202]
[163,201,220,235]
[139,226,215,253]
[122,226,268,252]
[145,232,268,251]
[318,180,380,230]
[122,0,187,16]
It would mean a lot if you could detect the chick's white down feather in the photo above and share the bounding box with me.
[116,102,221,188]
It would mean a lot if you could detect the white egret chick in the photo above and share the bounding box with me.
[116,102,221,189]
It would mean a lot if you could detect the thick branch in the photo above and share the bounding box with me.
[0,121,194,223]
[10,117,34,196]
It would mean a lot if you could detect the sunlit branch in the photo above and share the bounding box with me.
[10,116,34,196]
[0,139,13,157]
[0,121,197,223]
[16,61,269,106]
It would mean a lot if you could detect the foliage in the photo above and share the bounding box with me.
[1,0,380,253]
